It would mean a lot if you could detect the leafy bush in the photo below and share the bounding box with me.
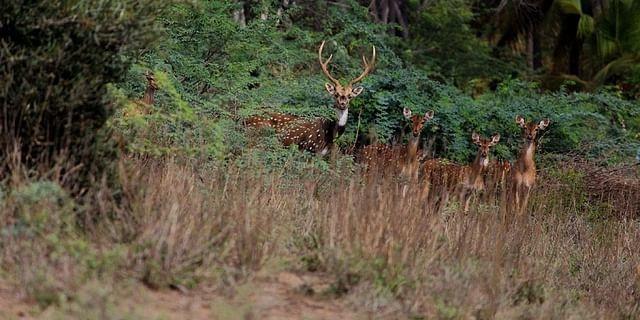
[0,180,127,307]
[113,1,639,166]
[403,0,521,86]
[0,0,165,184]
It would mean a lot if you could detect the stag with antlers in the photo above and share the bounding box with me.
[245,41,376,155]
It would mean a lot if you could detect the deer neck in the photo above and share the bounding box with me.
[142,86,156,105]
[467,153,489,189]
[314,110,348,155]
[469,153,488,183]
[406,135,420,164]
[516,140,537,173]
[336,108,349,127]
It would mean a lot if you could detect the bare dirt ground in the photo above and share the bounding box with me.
[0,272,365,320]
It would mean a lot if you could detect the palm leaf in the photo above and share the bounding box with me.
[591,53,640,85]
[595,30,618,59]
[556,0,582,15]
[577,14,594,38]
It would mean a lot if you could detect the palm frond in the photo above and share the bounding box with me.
[577,14,594,38]
[595,30,619,59]
[591,53,640,85]
[555,0,582,15]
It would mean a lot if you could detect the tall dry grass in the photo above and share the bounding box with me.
[1,153,639,318]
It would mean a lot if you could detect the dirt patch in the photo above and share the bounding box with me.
[0,281,35,320]
[244,271,360,320]
[0,273,363,320]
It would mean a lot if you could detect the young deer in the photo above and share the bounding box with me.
[124,72,158,118]
[245,41,376,155]
[459,132,501,213]
[508,116,550,216]
[420,133,500,214]
[141,72,158,105]
[360,108,434,175]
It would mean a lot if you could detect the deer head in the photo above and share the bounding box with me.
[471,132,500,167]
[319,41,376,115]
[403,108,434,137]
[516,115,550,143]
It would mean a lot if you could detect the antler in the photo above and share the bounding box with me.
[318,41,341,87]
[348,45,376,86]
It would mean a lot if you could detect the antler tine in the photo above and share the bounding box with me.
[318,41,341,86]
[349,45,376,86]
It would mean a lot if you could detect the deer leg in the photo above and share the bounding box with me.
[429,178,446,214]
[420,178,431,204]
[437,188,450,214]
[438,176,457,214]
[513,184,521,215]
[520,186,532,216]
[460,187,472,214]
[500,181,511,223]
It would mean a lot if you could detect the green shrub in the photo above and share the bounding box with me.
[0,0,165,184]
[112,1,639,166]
[0,180,126,307]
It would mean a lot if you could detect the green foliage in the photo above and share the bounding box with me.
[111,0,639,165]
[403,0,520,86]
[0,0,165,183]
[2,181,75,240]
[0,180,127,307]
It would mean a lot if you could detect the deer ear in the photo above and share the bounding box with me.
[350,86,364,97]
[325,83,336,95]
[424,110,435,121]
[471,132,480,145]
[538,118,550,130]
[515,115,526,128]
[490,133,501,146]
[403,108,412,120]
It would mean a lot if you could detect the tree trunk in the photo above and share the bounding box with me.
[369,0,409,37]
[527,26,542,71]
[233,7,246,27]
[553,14,581,75]
[391,0,409,38]
[569,38,582,76]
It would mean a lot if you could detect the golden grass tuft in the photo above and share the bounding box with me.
[1,153,639,318]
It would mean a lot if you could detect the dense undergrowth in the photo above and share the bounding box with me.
[1,155,639,318]
[113,1,640,164]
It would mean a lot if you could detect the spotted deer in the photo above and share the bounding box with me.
[485,159,511,200]
[123,72,158,118]
[245,41,376,155]
[141,72,158,105]
[421,133,501,213]
[421,158,465,213]
[117,72,158,151]
[458,132,501,213]
[360,108,434,175]
[508,116,550,216]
